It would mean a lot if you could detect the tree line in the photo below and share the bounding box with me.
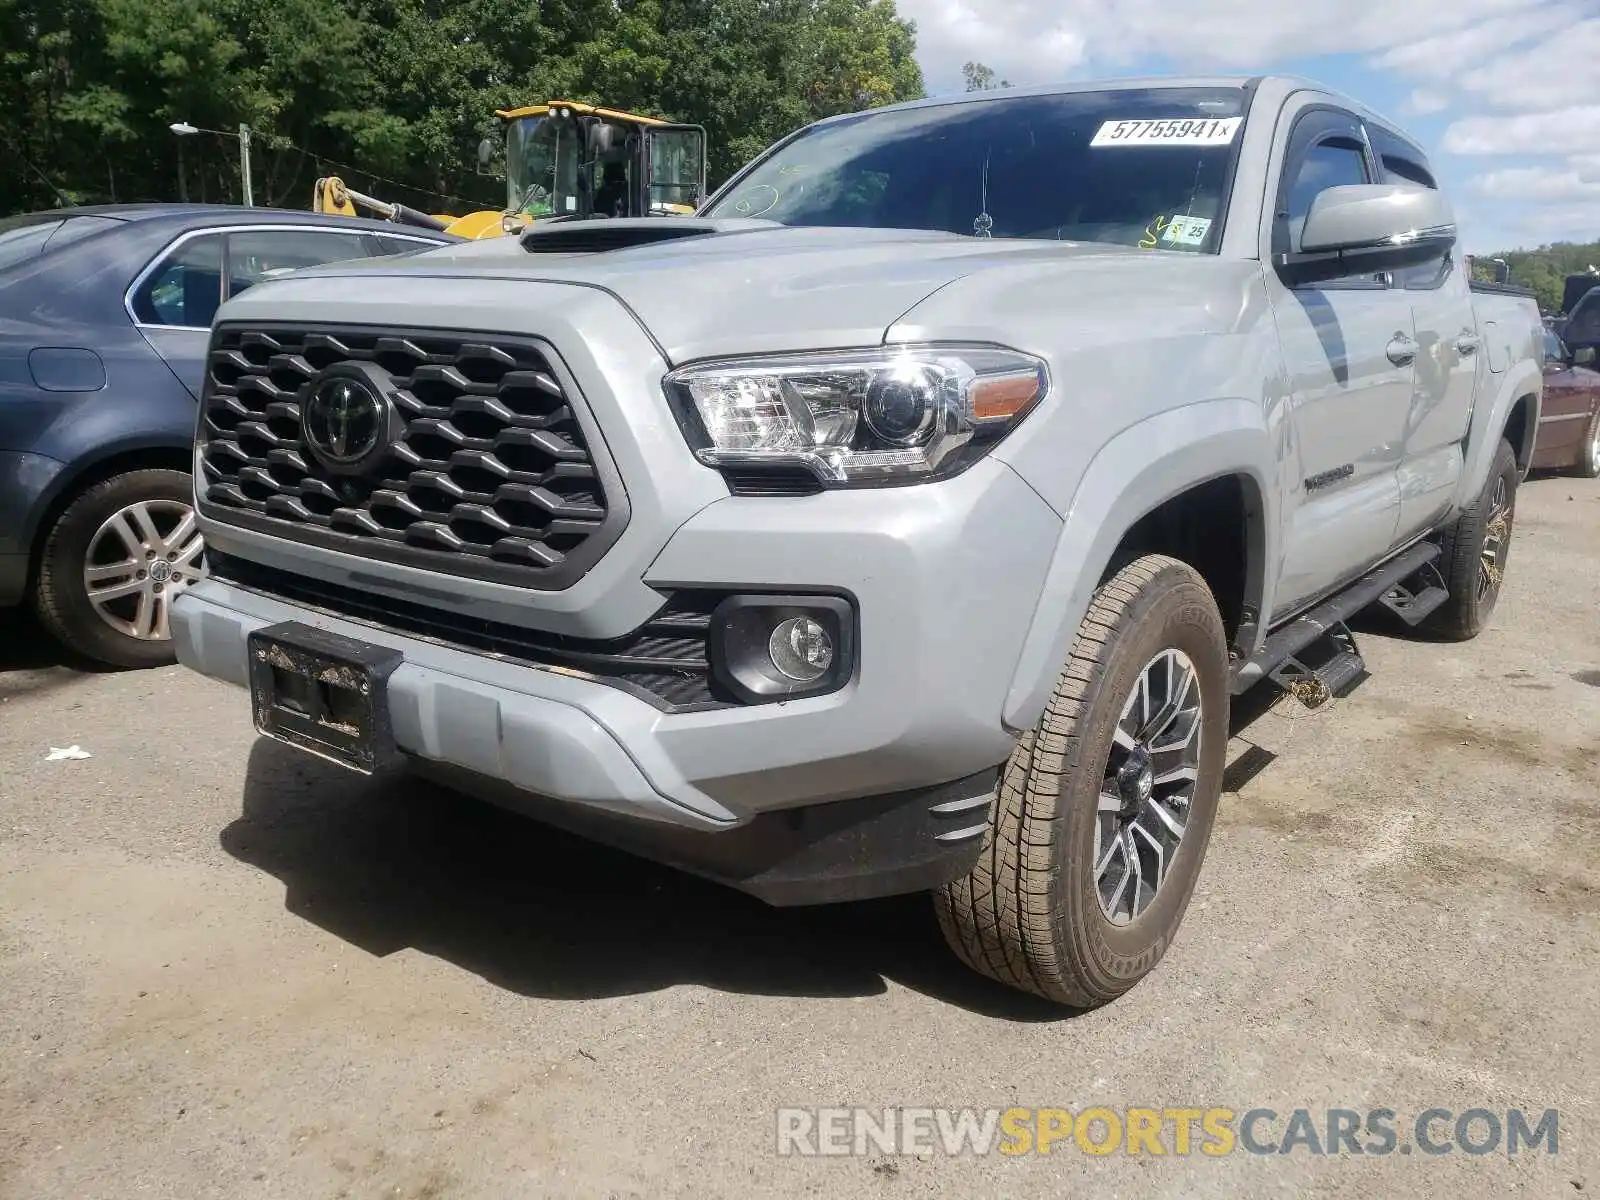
[0,0,924,218]
[1471,243,1600,316]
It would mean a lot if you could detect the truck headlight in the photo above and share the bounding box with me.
[663,346,1048,487]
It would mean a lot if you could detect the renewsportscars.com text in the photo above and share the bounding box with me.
[775,1106,1560,1159]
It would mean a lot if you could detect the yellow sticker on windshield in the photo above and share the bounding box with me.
[1092,117,1242,147]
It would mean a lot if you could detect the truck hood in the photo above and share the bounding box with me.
[259,221,1189,364]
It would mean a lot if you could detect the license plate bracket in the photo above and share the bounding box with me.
[248,621,404,774]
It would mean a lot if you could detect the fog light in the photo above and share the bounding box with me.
[769,616,833,682]
[709,594,855,704]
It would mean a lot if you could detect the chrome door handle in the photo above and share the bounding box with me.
[1386,334,1417,366]
[1456,333,1481,356]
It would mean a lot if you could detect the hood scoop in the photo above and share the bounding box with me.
[518,216,779,254]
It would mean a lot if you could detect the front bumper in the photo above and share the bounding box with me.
[177,450,1058,809]
[174,455,1060,900]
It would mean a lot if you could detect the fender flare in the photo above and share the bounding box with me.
[19,433,193,556]
[1460,358,1541,503]
[1001,398,1277,731]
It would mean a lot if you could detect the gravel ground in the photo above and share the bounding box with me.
[2,472,1597,1200]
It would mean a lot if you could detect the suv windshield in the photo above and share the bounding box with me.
[703,86,1249,251]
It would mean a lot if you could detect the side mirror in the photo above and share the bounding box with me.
[1576,346,1597,367]
[588,121,615,157]
[1277,183,1457,287]
[477,137,495,170]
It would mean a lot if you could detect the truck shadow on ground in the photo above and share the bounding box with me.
[223,696,1287,1021]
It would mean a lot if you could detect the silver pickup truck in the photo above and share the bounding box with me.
[173,75,1543,1006]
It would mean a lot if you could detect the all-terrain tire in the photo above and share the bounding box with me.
[35,469,200,669]
[934,554,1230,1007]
[1424,438,1518,641]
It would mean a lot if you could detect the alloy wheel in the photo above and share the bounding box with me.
[1095,648,1204,925]
[82,500,206,642]
[1478,475,1513,602]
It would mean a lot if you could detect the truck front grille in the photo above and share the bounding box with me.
[198,325,625,589]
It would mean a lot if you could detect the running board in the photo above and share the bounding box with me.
[1267,623,1366,709]
[1231,540,1442,695]
[1377,560,1450,627]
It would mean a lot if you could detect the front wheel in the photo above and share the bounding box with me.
[34,469,206,668]
[935,554,1230,1007]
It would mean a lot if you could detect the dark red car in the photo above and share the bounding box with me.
[1533,329,1600,477]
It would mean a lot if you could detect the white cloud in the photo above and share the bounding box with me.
[1470,166,1600,202]
[1403,89,1452,116]
[1501,203,1600,244]
[1450,18,1600,110]
[1444,106,1600,155]
[1365,4,1585,83]
[900,0,1560,92]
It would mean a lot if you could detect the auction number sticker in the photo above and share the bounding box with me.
[1160,215,1212,246]
[1091,116,1242,146]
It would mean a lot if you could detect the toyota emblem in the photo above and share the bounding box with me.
[302,374,387,469]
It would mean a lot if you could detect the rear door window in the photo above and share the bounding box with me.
[1366,123,1447,288]
[224,229,373,298]
[130,233,225,328]
[372,234,443,256]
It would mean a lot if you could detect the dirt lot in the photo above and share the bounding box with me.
[2,472,1598,1200]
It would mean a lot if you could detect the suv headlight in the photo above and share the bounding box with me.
[663,345,1048,487]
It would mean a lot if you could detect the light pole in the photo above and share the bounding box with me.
[169,121,254,206]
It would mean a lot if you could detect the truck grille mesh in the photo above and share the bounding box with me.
[198,326,623,588]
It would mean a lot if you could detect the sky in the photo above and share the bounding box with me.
[897,0,1600,254]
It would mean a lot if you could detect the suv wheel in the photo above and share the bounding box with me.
[935,554,1229,1007]
[35,469,206,669]
[1425,437,1518,641]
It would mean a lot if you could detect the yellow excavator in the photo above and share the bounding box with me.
[312,101,708,239]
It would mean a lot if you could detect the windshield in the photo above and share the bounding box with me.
[703,86,1249,251]
[505,115,579,218]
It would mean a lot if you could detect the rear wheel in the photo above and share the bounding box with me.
[1424,438,1518,641]
[934,554,1230,1007]
[34,469,206,668]
[1577,409,1600,479]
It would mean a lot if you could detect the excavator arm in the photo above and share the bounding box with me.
[311,176,452,232]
